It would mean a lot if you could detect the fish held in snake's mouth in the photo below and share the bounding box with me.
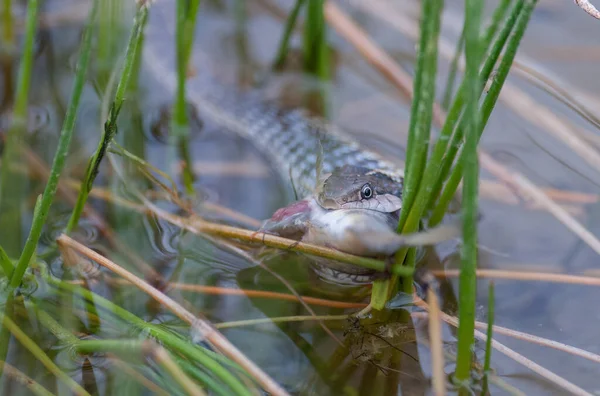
[259,165,459,285]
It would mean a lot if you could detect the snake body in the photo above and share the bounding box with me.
[143,18,404,197]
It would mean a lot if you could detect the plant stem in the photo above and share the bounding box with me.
[453,0,483,385]
[45,278,252,396]
[441,27,464,109]
[0,0,38,255]
[429,0,537,227]
[1,314,91,396]
[1,0,13,50]
[273,0,306,69]
[426,0,522,220]
[9,0,97,289]
[371,0,443,309]
[482,282,495,395]
[66,3,148,234]
[303,0,329,80]
[0,246,14,277]
[172,0,200,195]
[0,360,55,396]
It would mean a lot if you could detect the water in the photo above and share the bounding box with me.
[1,0,600,394]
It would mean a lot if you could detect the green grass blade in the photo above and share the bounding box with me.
[0,0,39,255]
[453,0,483,385]
[66,3,148,234]
[371,0,444,310]
[9,1,98,289]
[441,27,464,109]
[1,0,13,49]
[482,281,495,394]
[273,0,306,69]
[303,0,329,80]
[395,0,444,234]
[0,246,14,278]
[425,0,521,218]
[47,278,253,396]
[1,315,91,395]
[429,0,537,227]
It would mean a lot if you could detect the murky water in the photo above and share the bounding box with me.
[1,0,600,394]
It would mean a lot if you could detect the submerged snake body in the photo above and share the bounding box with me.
[186,83,404,197]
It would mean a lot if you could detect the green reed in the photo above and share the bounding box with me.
[47,276,254,396]
[0,0,39,256]
[482,282,495,394]
[273,0,306,69]
[429,0,537,227]
[371,0,444,309]
[1,0,12,50]
[66,3,148,234]
[172,0,201,195]
[0,247,13,277]
[454,0,483,385]
[0,4,96,377]
[303,0,329,80]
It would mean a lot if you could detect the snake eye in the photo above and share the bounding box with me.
[361,184,373,199]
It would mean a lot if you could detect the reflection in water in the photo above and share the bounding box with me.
[0,0,599,394]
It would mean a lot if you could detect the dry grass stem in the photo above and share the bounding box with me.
[575,0,600,19]
[0,360,55,396]
[435,268,600,286]
[215,315,350,329]
[479,151,600,255]
[70,277,368,309]
[108,356,171,396]
[426,288,446,396]
[145,342,206,396]
[323,3,445,125]
[56,234,290,396]
[359,0,600,185]
[412,300,593,396]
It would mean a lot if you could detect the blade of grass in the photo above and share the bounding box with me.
[42,279,252,396]
[1,315,91,396]
[272,0,306,69]
[400,0,524,239]
[441,26,464,109]
[424,0,520,213]
[57,234,289,396]
[1,0,13,50]
[430,0,538,227]
[482,282,495,395]
[7,0,98,288]
[453,0,483,386]
[66,2,148,234]
[172,0,201,195]
[303,0,329,80]
[371,0,444,310]
[0,360,55,396]
[0,0,38,255]
[0,246,14,277]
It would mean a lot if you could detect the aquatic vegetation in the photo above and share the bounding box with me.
[0,0,598,395]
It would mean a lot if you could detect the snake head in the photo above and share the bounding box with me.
[316,165,403,212]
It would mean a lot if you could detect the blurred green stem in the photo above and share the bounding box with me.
[9,1,97,288]
[66,3,147,234]
[1,0,13,50]
[273,0,305,69]
[0,0,39,255]
[482,282,495,394]
[453,0,483,385]
[1,314,91,396]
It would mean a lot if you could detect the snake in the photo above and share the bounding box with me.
[142,11,459,284]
